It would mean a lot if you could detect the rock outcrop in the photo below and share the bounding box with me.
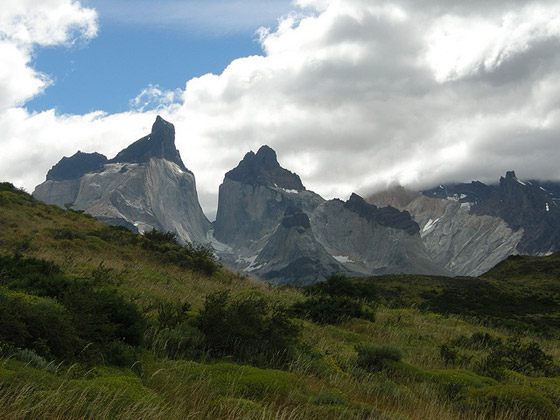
[252,206,346,285]
[33,116,211,244]
[213,145,446,283]
[370,171,560,276]
[46,151,108,182]
[311,194,449,275]
[213,145,324,252]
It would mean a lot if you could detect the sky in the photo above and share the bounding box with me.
[1,0,560,220]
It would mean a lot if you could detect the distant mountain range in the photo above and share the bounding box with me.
[33,117,560,284]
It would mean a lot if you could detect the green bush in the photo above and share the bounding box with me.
[480,337,556,378]
[89,225,139,246]
[428,369,497,401]
[157,300,191,329]
[213,397,265,418]
[356,344,403,372]
[195,291,301,366]
[313,389,347,406]
[0,289,79,359]
[104,340,138,368]
[0,255,147,364]
[292,295,375,324]
[141,229,220,275]
[466,385,558,420]
[304,274,378,302]
[145,322,205,360]
[63,375,163,417]
[14,348,56,373]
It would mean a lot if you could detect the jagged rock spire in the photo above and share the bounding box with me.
[225,145,305,190]
[109,116,189,172]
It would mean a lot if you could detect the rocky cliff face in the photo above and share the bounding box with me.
[252,206,346,285]
[33,117,211,244]
[370,171,560,276]
[46,151,108,182]
[213,145,324,251]
[213,145,445,283]
[311,194,449,275]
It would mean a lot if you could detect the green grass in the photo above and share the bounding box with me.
[0,182,559,420]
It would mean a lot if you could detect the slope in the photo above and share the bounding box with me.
[1,182,559,420]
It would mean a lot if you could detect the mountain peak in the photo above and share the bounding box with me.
[505,170,517,180]
[225,145,305,190]
[109,116,188,172]
[46,151,108,182]
[152,115,174,136]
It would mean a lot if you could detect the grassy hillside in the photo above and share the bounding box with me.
[0,182,559,420]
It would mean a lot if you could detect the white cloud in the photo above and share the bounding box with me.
[130,84,183,112]
[1,0,560,219]
[0,0,97,47]
[425,3,560,82]
[0,0,97,111]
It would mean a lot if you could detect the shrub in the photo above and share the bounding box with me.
[62,285,147,348]
[104,340,138,368]
[313,389,347,406]
[157,301,191,329]
[304,274,378,302]
[213,397,265,418]
[89,225,138,246]
[144,229,179,245]
[0,255,147,363]
[466,385,558,420]
[0,289,79,360]
[428,369,497,401]
[141,229,220,275]
[145,322,205,360]
[65,375,163,417]
[480,337,556,378]
[356,344,403,372]
[440,344,459,366]
[291,295,375,324]
[14,348,55,373]
[195,291,301,366]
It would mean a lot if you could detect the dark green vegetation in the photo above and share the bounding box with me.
[370,253,560,337]
[290,275,377,324]
[0,182,559,420]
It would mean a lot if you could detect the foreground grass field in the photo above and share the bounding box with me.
[0,183,559,420]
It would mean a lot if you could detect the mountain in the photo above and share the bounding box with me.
[34,116,560,283]
[369,171,560,276]
[311,194,448,275]
[213,145,324,249]
[251,205,346,285]
[213,145,446,282]
[33,116,211,244]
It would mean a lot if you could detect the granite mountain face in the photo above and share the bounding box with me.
[212,145,447,284]
[368,171,560,276]
[33,116,211,244]
[33,117,560,284]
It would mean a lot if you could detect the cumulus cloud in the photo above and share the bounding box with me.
[1,0,560,219]
[130,84,183,112]
[0,0,97,110]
